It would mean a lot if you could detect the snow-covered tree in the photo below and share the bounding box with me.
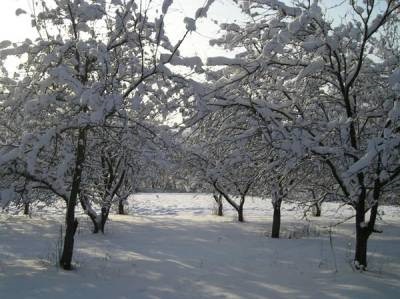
[184,107,263,222]
[204,0,400,269]
[0,0,204,270]
[258,153,298,239]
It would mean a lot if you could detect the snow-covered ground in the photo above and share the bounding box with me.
[1,193,400,299]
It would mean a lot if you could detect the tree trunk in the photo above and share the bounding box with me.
[23,202,30,215]
[237,200,244,222]
[79,195,99,233]
[60,190,79,270]
[59,128,86,270]
[212,182,245,222]
[354,192,368,270]
[354,226,369,270]
[310,190,321,217]
[92,220,100,234]
[100,206,110,234]
[271,203,281,238]
[217,200,223,216]
[312,202,321,217]
[118,198,125,215]
[60,217,78,270]
[237,195,246,222]
[213,193,223,216]
[237,205,244,222]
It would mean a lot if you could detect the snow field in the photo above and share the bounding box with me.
[0,193,400,299]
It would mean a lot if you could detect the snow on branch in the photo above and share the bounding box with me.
[252,0,302,17]
[207,56,246,66]
[160,54,203,71]
[195,0,215,19]
[162,0,173,15]
[184,17,196,31]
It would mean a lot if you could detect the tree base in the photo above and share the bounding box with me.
[353,260,367,271]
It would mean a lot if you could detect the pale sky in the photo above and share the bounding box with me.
[0,0,244,61]
[0,0,389,63]
[0,0,36,41]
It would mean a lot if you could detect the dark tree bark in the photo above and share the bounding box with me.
[213,193,223,216]
[271,180,285,239]
[79,194,99,233]
[92,220,100,234]
[60,217,78,270]
[23,202,30,215]
[271,202,281,238]
[212,182,248,223]
[59,128,86,270]
[238,206,244,222]
[118,198,125,215]
[238,198,245,222]
[355,225,369,268]
[96,157,126,233]
[100,206,109,234]
[354,199,380,269]
[353,180,380,270]
[310,190,321,217]
[311,202,321,217]
[217,200,223,216]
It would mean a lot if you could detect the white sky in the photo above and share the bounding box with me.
[0,0,244,61]
[0,0,389,63]
[0,0,36,41]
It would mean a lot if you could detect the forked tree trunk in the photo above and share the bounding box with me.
[99,166,126,230]
[271,202,281,238]
[60,129,86,270]
[212,182,247,222]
